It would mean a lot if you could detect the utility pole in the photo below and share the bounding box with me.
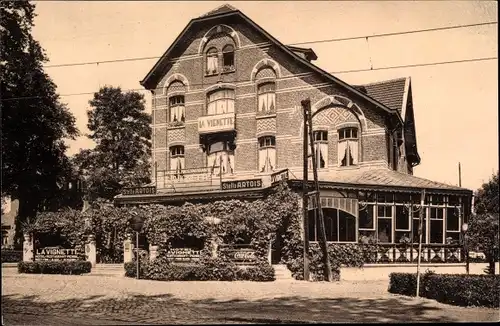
[416,189,426,298]
[458,162,462,187]
[303,98,333,282]
[302,101,310,281]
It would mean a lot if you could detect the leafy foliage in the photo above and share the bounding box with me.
[470,171,499,274]
[73,86,152,202]
[18,261,92,275]
[389,272,500,308]
[1,249,23,263]
[1,1,79,244]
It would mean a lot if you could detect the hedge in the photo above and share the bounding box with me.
[388,272,500,308]
[18,261,92,275]
[124,256,276,282]
[1,250,23,263]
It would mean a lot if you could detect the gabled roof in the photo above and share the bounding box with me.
[355,77,408,112]
[140,4,404,123]
[198,4,238,18]
[286,45,318,61]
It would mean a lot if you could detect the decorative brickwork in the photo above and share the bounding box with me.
[167,127,185,144]
[256,117,276,135]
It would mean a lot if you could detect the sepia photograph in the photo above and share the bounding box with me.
[1,1,498,324]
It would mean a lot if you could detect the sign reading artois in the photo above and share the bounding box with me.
[198,113,235,134]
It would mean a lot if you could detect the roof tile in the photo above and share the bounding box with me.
[355,78,407,112]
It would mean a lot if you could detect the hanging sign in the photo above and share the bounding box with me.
[221,179,263,191]
[271,169,289,185]
[122,186,157,196]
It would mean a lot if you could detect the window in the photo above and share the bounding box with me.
[359,204,375,229]
[206,48,218,75]
[222,45,235,72]
[429,207,444,244]
[169,95,185,123]
[308,208,356,242]
[207,141,234,175]
[207,89,235,115]
[258,136,276,172]
[395,205,410,231]
[169,146,185,176]
[257,82,276,113]
[377,204,393,243]
[309,131,328,169]
[338,127,359,167]
[446,207,460,244]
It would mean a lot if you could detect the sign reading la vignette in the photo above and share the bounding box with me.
[271,169,289,185]
[198,113,235,134]
[35,247,81,261]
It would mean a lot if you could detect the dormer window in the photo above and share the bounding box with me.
[338,127,359,167]
[222,44,235,73]
[206,48,218,75]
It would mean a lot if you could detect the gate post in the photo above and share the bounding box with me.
[23,233,34,262]
[123,234,133,263]
[149,244,158,262]
[86,235,97,267]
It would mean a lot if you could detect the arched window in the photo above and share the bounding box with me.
[222,44,235,73]
[206,48,218,75]
[338,127,359,167]
[308,130,328,169]
[207,140,234,176]
[258,136,276,172]
[168,95,185,123]
[207,89,235,115]
[257,82,276,113]
[169,146,185,178]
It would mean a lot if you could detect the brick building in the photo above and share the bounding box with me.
[115,4,472,264]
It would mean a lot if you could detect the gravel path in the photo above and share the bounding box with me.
[2,268,499,324]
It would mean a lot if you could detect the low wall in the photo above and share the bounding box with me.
[341,263,500,281]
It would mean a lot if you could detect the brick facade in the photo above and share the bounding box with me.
[148,16,411,181]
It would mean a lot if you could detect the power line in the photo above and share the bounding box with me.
[42,21,497,69]
[2,56,497,102]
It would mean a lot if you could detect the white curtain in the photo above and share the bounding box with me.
[259,148,276,172]
[258,94,268,112]
[207,55,218,74]
[318,143,328,168]
[170,157,184,179]
[170,105,185,122]
[338,141,347,166]
[349,140,358,165]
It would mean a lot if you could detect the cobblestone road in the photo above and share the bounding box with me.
[2,267,499,325]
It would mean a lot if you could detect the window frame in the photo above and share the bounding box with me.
[258,136,277,172]
[308,208,357,243]
[168,95,185,124]
[338,127,359,167]
[206,89,235,116]
[310,130,328,169]
[169,145,185,174]
[257,82,276,114]
[205,47,219,76]
[222,44,235,73]
[206,140,235,175]
[376,204,394,244]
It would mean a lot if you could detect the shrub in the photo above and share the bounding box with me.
[388,272,500,308]
[236,262,276,282]
[124,259,148,278]
[18,261,91,275]
[1,250,23,263]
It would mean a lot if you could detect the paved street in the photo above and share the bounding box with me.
[2,267,499,325]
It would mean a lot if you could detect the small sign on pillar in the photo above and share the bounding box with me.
[86,235,97,267]
[124,236,133,263]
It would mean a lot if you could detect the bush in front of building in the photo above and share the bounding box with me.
[17,261,92,275]
[235,262,276,282]
[1,249,23,263]
[388,272,500,308]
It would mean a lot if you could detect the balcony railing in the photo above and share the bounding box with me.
[359,243,463,264]
[156,167,227,193]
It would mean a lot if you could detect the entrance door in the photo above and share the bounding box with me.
[271,229,283,265]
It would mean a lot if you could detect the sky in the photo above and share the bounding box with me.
[30,1,498,191]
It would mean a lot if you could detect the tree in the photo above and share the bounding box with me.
[73,86,152,202]
[1,1,79,244]
[469,171,499,274]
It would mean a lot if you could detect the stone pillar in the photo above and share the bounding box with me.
[211,237,219,258]
[85,235,97,267]
[268,239,273,264]
[149,244,159,262]
[123,234,133,263]
[23,234,34,262]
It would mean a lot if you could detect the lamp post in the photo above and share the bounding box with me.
[462,222,469,275]
[129,212,144,279]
